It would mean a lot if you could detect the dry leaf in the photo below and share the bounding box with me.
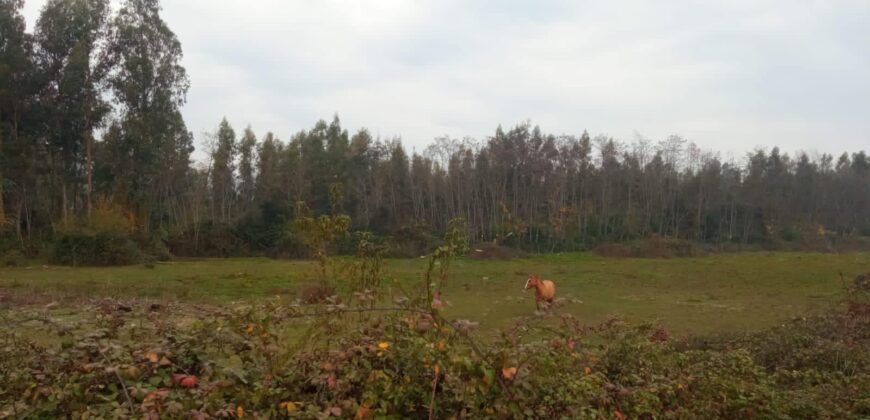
[355,405,374,420]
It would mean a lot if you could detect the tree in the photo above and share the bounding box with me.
[238,126,257,207]
[255,132,281,203]
[210,118,236,222]
[0,0,33,228]
[101,0,190,231]
[35,0,111,219]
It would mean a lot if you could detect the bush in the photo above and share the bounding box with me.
[386,224,441,258]
[0,249,24,267]
[51,231,142,266]
[298,283,337,304]
[47,199,145,266]
[2,302,868,419]
[166,222,248,257]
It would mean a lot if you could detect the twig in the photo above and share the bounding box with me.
[98,348,136,414]
[428,364,440,420]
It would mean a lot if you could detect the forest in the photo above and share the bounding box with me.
[2,0,869,265]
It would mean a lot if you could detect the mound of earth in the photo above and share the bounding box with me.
[469,243,517,260]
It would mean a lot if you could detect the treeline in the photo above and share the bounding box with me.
[2,1,869,263]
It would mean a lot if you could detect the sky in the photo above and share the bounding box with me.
[21,0,870,159]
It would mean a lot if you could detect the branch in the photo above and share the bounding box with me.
[98,348,136,414]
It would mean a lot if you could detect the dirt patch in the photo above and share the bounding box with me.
[469,243,518,260]
[593,244,633,258]
[594,236,704,259]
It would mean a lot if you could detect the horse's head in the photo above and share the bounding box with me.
[524,274,541,290]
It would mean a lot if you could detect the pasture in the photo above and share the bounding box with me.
[2,251,870,418]
[1,251,866,335]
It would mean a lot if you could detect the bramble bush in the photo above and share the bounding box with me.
[2,298,869,418]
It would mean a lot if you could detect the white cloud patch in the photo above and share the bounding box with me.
[21,0,870,158]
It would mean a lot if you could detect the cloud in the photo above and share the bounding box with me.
[20,0,870,159]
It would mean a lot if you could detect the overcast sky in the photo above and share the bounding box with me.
[21,0,870,158]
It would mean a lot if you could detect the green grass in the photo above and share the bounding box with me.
[1,252,867,335]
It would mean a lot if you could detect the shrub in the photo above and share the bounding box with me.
[298,283,337,304]
[51,231,142,266]
[49,199,144,266]
[387,223,441,258]
[2,302,867,419]
[166,222,247,257]
[0,249,24,267]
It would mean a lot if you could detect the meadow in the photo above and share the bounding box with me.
[2,251,870,418]
[2,251,866,335]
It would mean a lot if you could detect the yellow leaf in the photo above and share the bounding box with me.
[237,405,245,418]
[377,341,389,350]
[145,351,159,363]
[245,324,255,334]
[501,367,517,380]
[280,401,297,413]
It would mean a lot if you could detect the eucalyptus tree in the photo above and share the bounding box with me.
[101,0,190,230]
[34,0,111,219]
[210,118,236,223]
[238,126,257,207]
[0,0,33,228]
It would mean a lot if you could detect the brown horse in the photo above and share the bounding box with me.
[524,274,555,310]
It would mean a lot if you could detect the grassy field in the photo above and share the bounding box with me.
[1,251,867,335]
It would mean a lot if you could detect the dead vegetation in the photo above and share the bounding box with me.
[468,243,518,260]
[594,236,704,258]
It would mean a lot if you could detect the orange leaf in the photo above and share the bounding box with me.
[171,373,186,385]
[584,367,592,375]
[355,405,374,420]
[614,410,626,420]
[146,351,159,363]
[180,376,197,388]
[501,367,517,380]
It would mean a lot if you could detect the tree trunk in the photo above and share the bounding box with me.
[0,107,5,225]
[86,133,93,217]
